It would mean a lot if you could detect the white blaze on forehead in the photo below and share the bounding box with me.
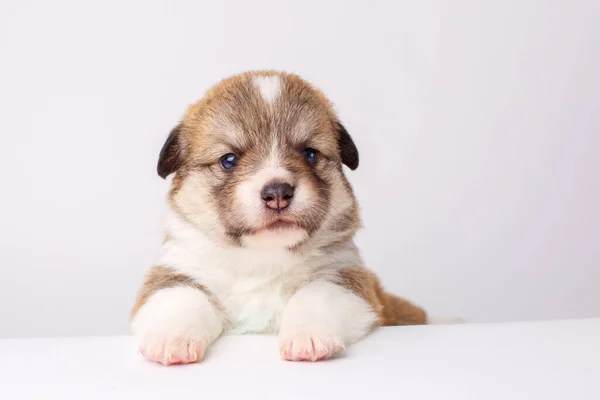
[254,75,282,104]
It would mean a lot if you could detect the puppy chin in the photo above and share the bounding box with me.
[241,226,308,249]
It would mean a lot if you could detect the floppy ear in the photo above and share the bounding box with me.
[336,122,359,170]
[157,124,184,179]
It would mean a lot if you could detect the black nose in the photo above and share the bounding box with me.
[261,182,294,211]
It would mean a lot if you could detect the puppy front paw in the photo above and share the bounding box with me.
[138,334,208,366]
[131,286,226,366]
[280,332,345,362]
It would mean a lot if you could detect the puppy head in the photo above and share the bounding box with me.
[159,71,360,249]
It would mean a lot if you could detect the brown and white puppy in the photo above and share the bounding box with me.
[131,70,445,365]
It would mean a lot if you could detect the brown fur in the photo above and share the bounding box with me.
[131,265,223,320]
[172,71,344,172]
[336,267,427,326]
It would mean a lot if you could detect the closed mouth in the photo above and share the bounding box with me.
[264,220,300,231]
[233,219,305,238]
[248,218,304,235]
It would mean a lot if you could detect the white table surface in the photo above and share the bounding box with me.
[1,319,598,399]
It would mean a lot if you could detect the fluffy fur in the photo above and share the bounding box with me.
[131,70,445,365]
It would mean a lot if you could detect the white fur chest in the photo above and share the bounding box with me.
[159,211,310,334]
[222,271,288,334]
[209,246,305,334]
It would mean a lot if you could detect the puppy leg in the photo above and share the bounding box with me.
[130,266,226,365]
[279,280,379,362]
[337,267,463,325]
[336,266,428,326]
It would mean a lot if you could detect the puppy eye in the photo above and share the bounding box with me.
[220,153,239,170]
[302,148,318,165]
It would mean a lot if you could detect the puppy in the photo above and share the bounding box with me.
[131,70,436,365]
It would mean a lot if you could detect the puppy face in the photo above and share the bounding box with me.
[159,71,360,249]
